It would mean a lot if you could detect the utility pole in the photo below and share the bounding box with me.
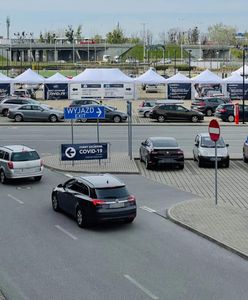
[141,23,146,63]
[6,16,10,39]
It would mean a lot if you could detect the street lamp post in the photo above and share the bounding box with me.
[242,46,248,124]
[188,50,192,78]
[174,50,177,75]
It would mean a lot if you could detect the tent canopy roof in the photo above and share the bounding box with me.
[13,68,45,84]
[0,72,13,83]
[45,72,70,83]
[165,72,191,83]
[191,69,222,84]
[71,68,134,83]
[223,73,244,83]
[232,65,248,76]
[134,68,166,84]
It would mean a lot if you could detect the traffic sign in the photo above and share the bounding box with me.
[61,143,108,161]
[64,106,105,120]
[208,119,220,142]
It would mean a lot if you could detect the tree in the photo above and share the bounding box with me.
[75,25,82,40]
[106,24,127,44]
[65,25,74,43]
[208,23,236,45]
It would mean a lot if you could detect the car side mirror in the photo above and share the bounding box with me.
[141,142,146,146]
[57,183,63,188]
[195,142,199,147]
[226,144,229,147]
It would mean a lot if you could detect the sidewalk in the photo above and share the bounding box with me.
[44,154,248,259]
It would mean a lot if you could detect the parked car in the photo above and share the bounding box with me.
[12,88,36,99]
[191,97,232,116]
[149,104,204,123]
[145,84,158,93]
[78,105,127,123]
[0,145,43,183]
[139,136,184,170]
[7,104,64,122]
[0,97,51,117]
[215,103,248,122]
[242,136,248,163]
[193,133,230,168]
[51,174,137,227]
[69,99,117,110]
[137,100,158,118]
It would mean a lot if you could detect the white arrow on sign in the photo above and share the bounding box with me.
[65,147,76,158]
[97,107,103,117]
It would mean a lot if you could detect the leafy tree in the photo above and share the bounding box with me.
[208,23,236,45]
[65,25,74,43]
[191,27,199,44]
[93,34,103,43]
[106,24,127,44]
[75,25,82,40]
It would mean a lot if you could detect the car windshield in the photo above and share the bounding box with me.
[95,186,129,199]
[201,137,226,148]
[152,139,178,147]
[11,151,40,161]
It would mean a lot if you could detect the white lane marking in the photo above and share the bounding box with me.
[65,173,73,178]
[140,206,156,213]
[54,225,78,240]
[124,274,159,300]
[7,194,24,204]
[209,127,220,134]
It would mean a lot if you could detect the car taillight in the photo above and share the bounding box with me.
[151,151,158,155]
[199,102,206,106]
[92,199,105,206]
[177,150,184,155]
[40,159,44,166]
[7,161,13,169]
[139,102,144,107]
[128,195,136,202]
[218,108,227,113]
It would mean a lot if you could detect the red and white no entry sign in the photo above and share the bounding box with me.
[208,119,220,142]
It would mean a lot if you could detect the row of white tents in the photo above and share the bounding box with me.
[0,67,248,100]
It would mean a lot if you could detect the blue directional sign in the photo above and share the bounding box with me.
[61,143,108,161]
[64,105,105,120]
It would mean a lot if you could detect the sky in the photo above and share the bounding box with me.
[0,0,247,41]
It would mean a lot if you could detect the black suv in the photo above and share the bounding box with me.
[191,97,232,116]
[215,103,248,122]
[149,104,204,123]
[51,174,137,227]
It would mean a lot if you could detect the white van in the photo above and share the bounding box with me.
[103,55,111,62]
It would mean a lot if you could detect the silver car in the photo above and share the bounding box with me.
[0,145,44,183]
[7,104,64,122]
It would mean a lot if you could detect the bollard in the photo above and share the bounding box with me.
[235,103,239,125]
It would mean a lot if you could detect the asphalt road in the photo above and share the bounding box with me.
[0,124,247,158]
[1,169,248,300]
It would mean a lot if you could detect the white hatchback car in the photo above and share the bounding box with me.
[193,133,230,168]
[0,145,44,183]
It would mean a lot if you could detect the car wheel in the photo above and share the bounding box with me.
[49,114,58,123]
[178,164,184,170]
[14,114,23,122]
[52,193,60,212]
[145,157,152,170]
[206,109,212,116]
[144,111,150,118]
[193,153,197,161]
[227,115,234,122]
[225,160,230,168]
[198,157,203,168]
[157,115,165,123]
[76,208,90,228]
[124,217,135,224]
[2,109,8,117]
[243,151,248,163]
[113,115,121,123]
[34,176,42,182]
[139,150,143,162]
[0,170,7,184]
[191,115,199,123]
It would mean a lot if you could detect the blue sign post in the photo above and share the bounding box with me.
[64,106,105,120]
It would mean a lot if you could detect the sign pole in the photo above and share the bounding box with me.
[71,119,74,166]
[97,119,101,165]
[215,141,218,205]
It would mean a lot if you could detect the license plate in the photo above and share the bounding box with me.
[210,157,221,161]
[15,167,40,173]
[109,202,125,208]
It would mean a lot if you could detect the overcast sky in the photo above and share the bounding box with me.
[1,0,247,40]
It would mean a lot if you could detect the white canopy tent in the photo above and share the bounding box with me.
[223,72,247,99]
[45,72,71,83]
[232,65,248,76]
[13,68,45,84]
[0,72,13,95]
[165,72,192,99]
[71,68,134,83]
[0,72,13,82]
[134,68,167,84]
[70,68,135,100]
[223,73,244,83]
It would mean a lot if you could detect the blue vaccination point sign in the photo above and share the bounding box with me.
[64,105,105,120]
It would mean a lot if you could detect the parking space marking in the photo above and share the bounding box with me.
[7,194,24,204]
[54,225,78,240]
[140,206,157,213]
[124,274,159,300]
[65,173,73,178]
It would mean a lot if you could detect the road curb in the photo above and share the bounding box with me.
[167,204,248,260]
